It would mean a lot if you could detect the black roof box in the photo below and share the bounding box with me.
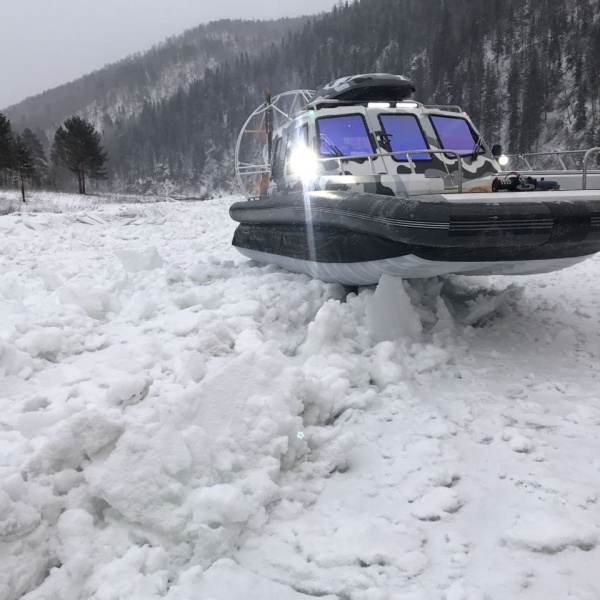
[309,73,415,105]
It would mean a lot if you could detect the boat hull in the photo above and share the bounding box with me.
[230,190,600,284]
[234,247,593,285]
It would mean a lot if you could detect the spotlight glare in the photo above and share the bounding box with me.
[289,145,319,181]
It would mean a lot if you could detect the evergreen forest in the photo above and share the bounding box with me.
[3,0,600,197]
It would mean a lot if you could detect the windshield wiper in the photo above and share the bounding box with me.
[320,134,344,157]
[471,135,485,159]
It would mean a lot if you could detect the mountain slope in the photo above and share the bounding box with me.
[2,18,308,131]
[107,0,600,196]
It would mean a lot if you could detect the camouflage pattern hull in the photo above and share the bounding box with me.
[230,190,600,284]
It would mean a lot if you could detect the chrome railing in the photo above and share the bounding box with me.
[504,149,593,171]
[423,104,463,114]
[583,147,600,190]
[238,148,468,196]
[504,149,600,190]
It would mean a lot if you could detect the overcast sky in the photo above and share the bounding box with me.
[0,0,340,109]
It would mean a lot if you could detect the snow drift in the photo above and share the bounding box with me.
[1,196,600,600]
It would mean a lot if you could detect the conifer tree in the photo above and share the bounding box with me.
[12,135,36,202]
[51,116,108,194]
[22,128,48,186]
[0,113,13,186]
[573,58,588,132]
[507,61,523,152]
[521,50,544,151]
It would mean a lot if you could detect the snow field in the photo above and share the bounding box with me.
[1,196,600,599]
[0,190,173,216]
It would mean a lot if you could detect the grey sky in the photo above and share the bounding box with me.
[0,0,340,109]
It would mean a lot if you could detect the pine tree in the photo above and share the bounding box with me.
[507,60,522,152]
[573,57,588,133]
[521,50,544,150]
[480,64,502,144]
[12,135,36,202]
[0,113,13,186]
[22,128,48,186]
[51,116,108,194]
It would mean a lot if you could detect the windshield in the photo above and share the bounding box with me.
[316,114,374,157]
[430,115,484,156]
[379,114,431,161]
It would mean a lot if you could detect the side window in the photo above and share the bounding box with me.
[271,136,285,179]
[316,114,374,157]
[379,114,431,162]
[430,116,483,156]
[296,124,309,147]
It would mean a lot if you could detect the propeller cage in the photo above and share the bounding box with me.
[235,90,314,200]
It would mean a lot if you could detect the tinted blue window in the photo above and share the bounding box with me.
[317,115,374,157]
[379,114,430,161]
[430,116,483,156]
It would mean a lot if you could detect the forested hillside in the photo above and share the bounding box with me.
[7,0,600,197]
[107,0,600,196]
[2,18,308,132]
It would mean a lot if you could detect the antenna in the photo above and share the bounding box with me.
[265,88,273,165]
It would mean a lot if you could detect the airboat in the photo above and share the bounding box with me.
[230,73,600,285]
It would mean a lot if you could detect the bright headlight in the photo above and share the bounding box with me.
[289,146,319,181]
[498,154,509,167]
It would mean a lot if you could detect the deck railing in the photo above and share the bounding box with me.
[583,147,600,190]
[237,148,469,196]
[504,148,600,189]
[316,148,466,192]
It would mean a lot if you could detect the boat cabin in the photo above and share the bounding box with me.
[266,74,499,198]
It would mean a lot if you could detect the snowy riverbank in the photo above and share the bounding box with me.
[1,196,600,600]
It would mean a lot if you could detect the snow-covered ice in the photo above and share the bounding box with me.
[2,195,600,600]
